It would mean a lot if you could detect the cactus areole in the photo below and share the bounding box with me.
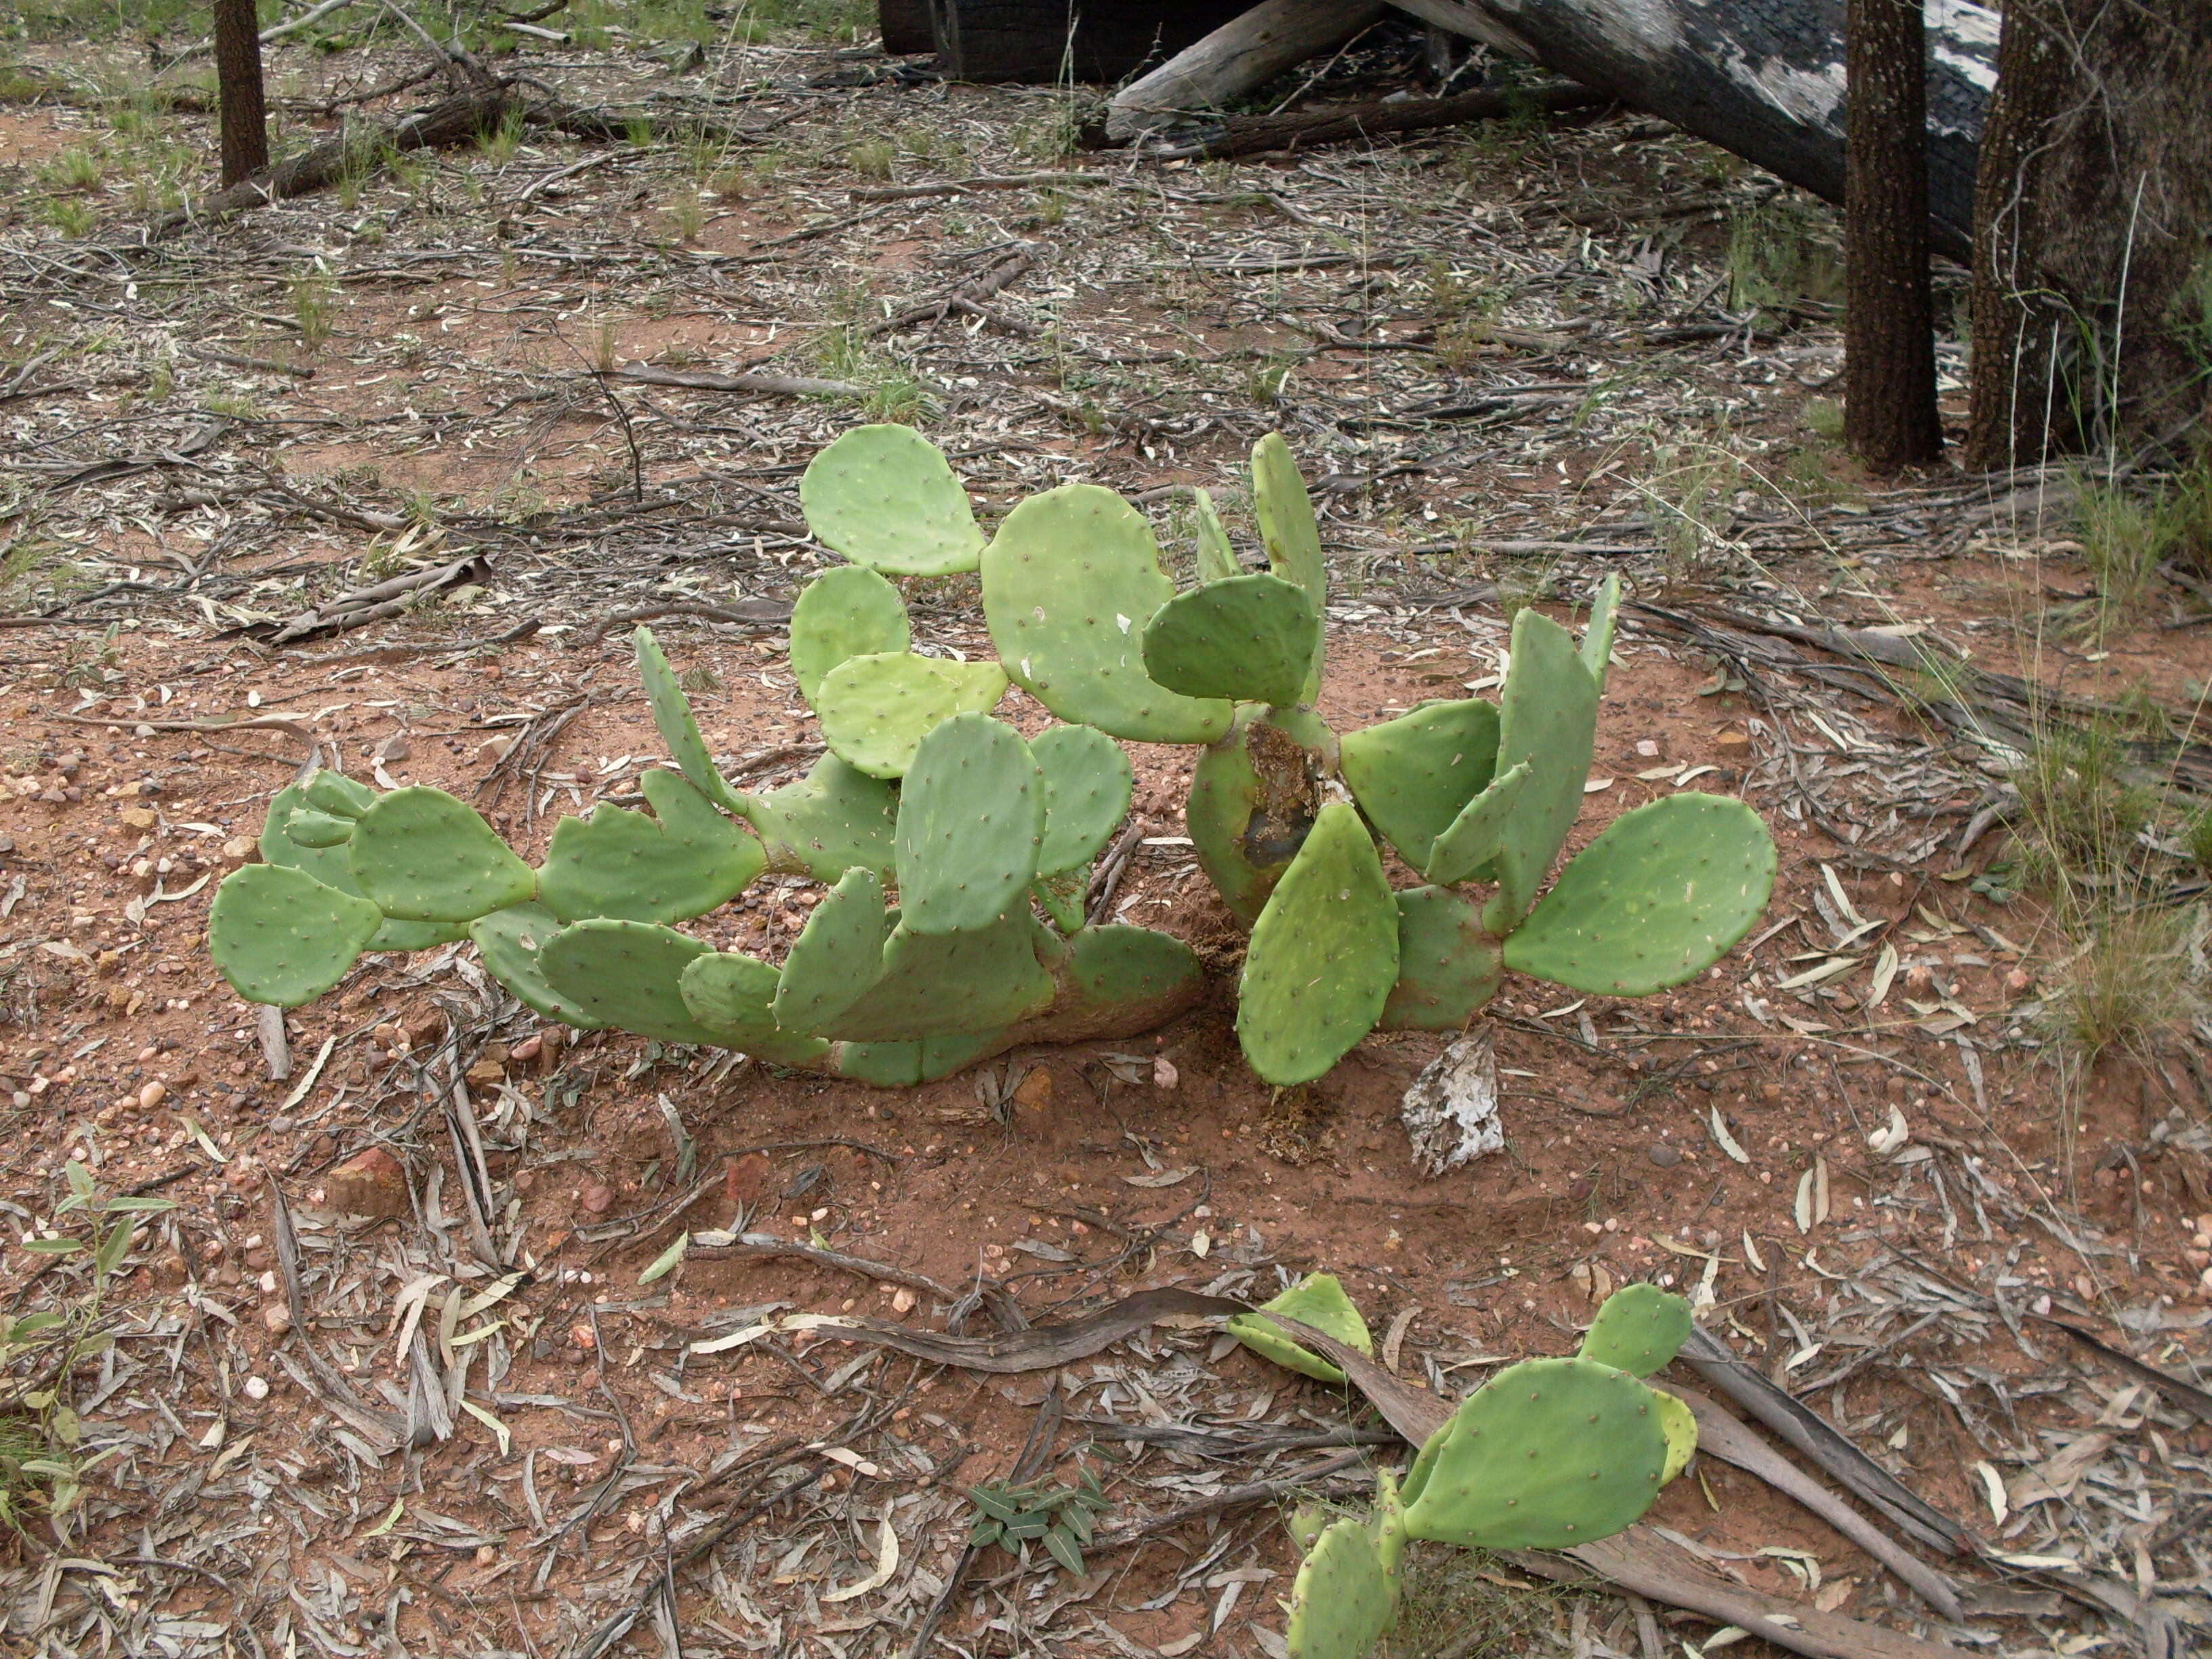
[206,428,1774,1088]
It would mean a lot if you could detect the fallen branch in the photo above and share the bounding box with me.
[257,553,493,644]
[611,363,863,398]
[574,598,794,648]
[1163,79,1607,161]
[867,249,1037,337]
[849,171,1112,201]
[1107,0,1387,140]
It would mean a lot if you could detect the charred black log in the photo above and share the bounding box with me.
[879,0,935,56]
[931,0,1260,84]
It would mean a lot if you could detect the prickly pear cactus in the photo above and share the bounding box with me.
[1139,572,1318,708]
[1032,724,1133,878]
[1578,1282,1692,1377]
[895,713,1043,935]
[208,863,384,1006]
[1480,608,1601,934]
[789,563,911,703]
[635,626,747,815]
[1228,1273,1372,1383]
[348,787,537,923]
[815,651,1008,779]
[1336,697,1501,874]
[1285,1517,1397,1659]
[799,423,985,575]
[537,770,763,925]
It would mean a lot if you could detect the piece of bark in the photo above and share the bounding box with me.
[1107,0,1387,139]
[878,0,935,54]
[934,0,1258,83]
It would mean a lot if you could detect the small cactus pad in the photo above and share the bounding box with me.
[634,628,747,815]
[1481,609,1600,933]
[1501,794,1776,995]
[1033,867,1088,934]
[264,781,458,949]
[1284,1517,1397,1659]
[1140,573,1320,708]
[834,1029,1010,1087]
[1423,760,1532,887]
[468,903,607,1028]
[348,787,537,923]
[773,866,888,1033]
[1337,699,1500,872]
[1033,724,1133,877]
[537,919,722,1045]
[1578,1284,1692,1377]
[1042,925,1204,1040]
[815,651,1009,779]
[302,769,376,818]
[209,864,384,1006]
[820,914,1054,1042]
[789,564,912,705]
[1656,1390,1698,1483]
[981,483,1232,743]
[895,713,1044,935]
[1237,802,1399,1085]
[743,753,897,882]
[1249,434,1326,702]
[799,424,985,575]
[1377,886,1504,1030]
[1230,1273,1373,1383]
[539,770,764,924]
[677,951,832,1067]
[1188,708,1325,926]
[284,807,355,848]
[1191,487,1240,584]
[1401,1357,1669,1551]
[1581,573,1621,691]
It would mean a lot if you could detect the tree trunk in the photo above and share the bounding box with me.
[1843,0,1944,468]
[880,0,935,56]
[1108,0,1385,138]
[932,0,1260,85]
[1397,0,1993,262]
[1962,0,2069,472]
[211,0,270,187]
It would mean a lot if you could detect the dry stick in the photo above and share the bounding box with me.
[1164,81,1608,161]
[687,1233,958,1303]
[612,363,862,398]
[867,250,1036,337]
[575,598,792,647]
[849,171,1113,201]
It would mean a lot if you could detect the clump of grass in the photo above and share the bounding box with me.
[666,191,705,242]
[476,102,527,165]
[41,145,104,192]
[43,197,96,237]
[1376,1542,1586,1658]
[1726,196,1842,320]
[2040,906,2202,1067]
[2013,721,2158,888]
[846,135,895,182]
[1804,397,1845,441]
[291,272,338,349]
[1639,444,1736,578]
[2076,472,2172,629]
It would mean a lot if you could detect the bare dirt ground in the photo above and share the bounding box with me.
[0,13,2208,1659]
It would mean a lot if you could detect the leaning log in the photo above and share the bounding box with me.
[931,0,1259,84]
[1393,0,1993,261]
[1107,0,1385,138]
[879,0,935,55]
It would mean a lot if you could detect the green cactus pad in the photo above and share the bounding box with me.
[1578,1284,1692,1377]
[302,769,377,819]
[815,651,1009,779]
[1481,610,1601,933]
[1140,573,1319,708]
[208,864,384,1006]
[773,866,888,1033]
[1250,433,1327,702]
[1401,1356,1669,1551]
[468,903,607,1029]
[539,770,764,924]
[348,787,537,923]
[1378,886,1504,1030]
[1229,1273,1373,1383]
[1337,699,1501,872]
[261,787,466,956]
[678,951,832,1067]
[1025,924,1204,1042]
[1423,760,1532,887]
[284,807,355,848]
[789,564,912,705]
[1581,573,1621,692]
[981,483,1232,744]
[895,713,1044,935]
[1285,1517,1397,1659]
[834,1029,1009,1087]
[743,753,898,882]
[799,424,985,575]
[1033,724,1132,877]
[1656,1390,1698,1483]
[821,914,1054,1042]
[1032,867,1088,934]
[1191,486,1240,585]
[1502,794,1776,996]
[1237,802,1399,1085]
[1188,708,1326,926]
[537,919,722,1045]
[634,627,747,815]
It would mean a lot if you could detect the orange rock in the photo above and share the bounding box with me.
[723,1151,772,1208]
[325,1147,409,1218]
[1012,1067,1054,1111]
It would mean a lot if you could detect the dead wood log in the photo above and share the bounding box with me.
[931,0,1260,83]
[1107,0,1387,139]
[1164,77,1604,159]
[879,0,935,54]
[1395,0,1993,262]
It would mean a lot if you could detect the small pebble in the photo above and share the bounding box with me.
[1647,1142,1683,1168]
[242,1375,270,1401]
[579,1183,615,1215]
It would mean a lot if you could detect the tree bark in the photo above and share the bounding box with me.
[1107,0,1386,139]
[879,0,935,56]
[1963,0,2069,472]
[211,0,270,188]
[931,0,1260,85]
[1843,0,1944,468]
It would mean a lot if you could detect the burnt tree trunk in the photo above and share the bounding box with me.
[932,0,1259,85]
[1843,0,1944,468]
[211,0,270,187]
[1963,0,2070,471]
[879,0,935,56]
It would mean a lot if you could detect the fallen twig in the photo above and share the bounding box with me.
[1157,81,1607,161]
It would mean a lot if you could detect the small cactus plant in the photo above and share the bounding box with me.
[205,424,1774,1093]
[1268,1280,1700,1659]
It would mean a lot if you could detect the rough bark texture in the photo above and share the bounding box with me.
[878,0,936,56]
[1963,0,2069,470]
[1399,0,1993,262]
[1107,0,1386,138]
[1181,79,1604,159]
[211,0,270,187]
[931,0,1267,84]
[1843,0,1944,468]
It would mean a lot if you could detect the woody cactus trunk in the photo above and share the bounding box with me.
[206,426,1774,1088]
